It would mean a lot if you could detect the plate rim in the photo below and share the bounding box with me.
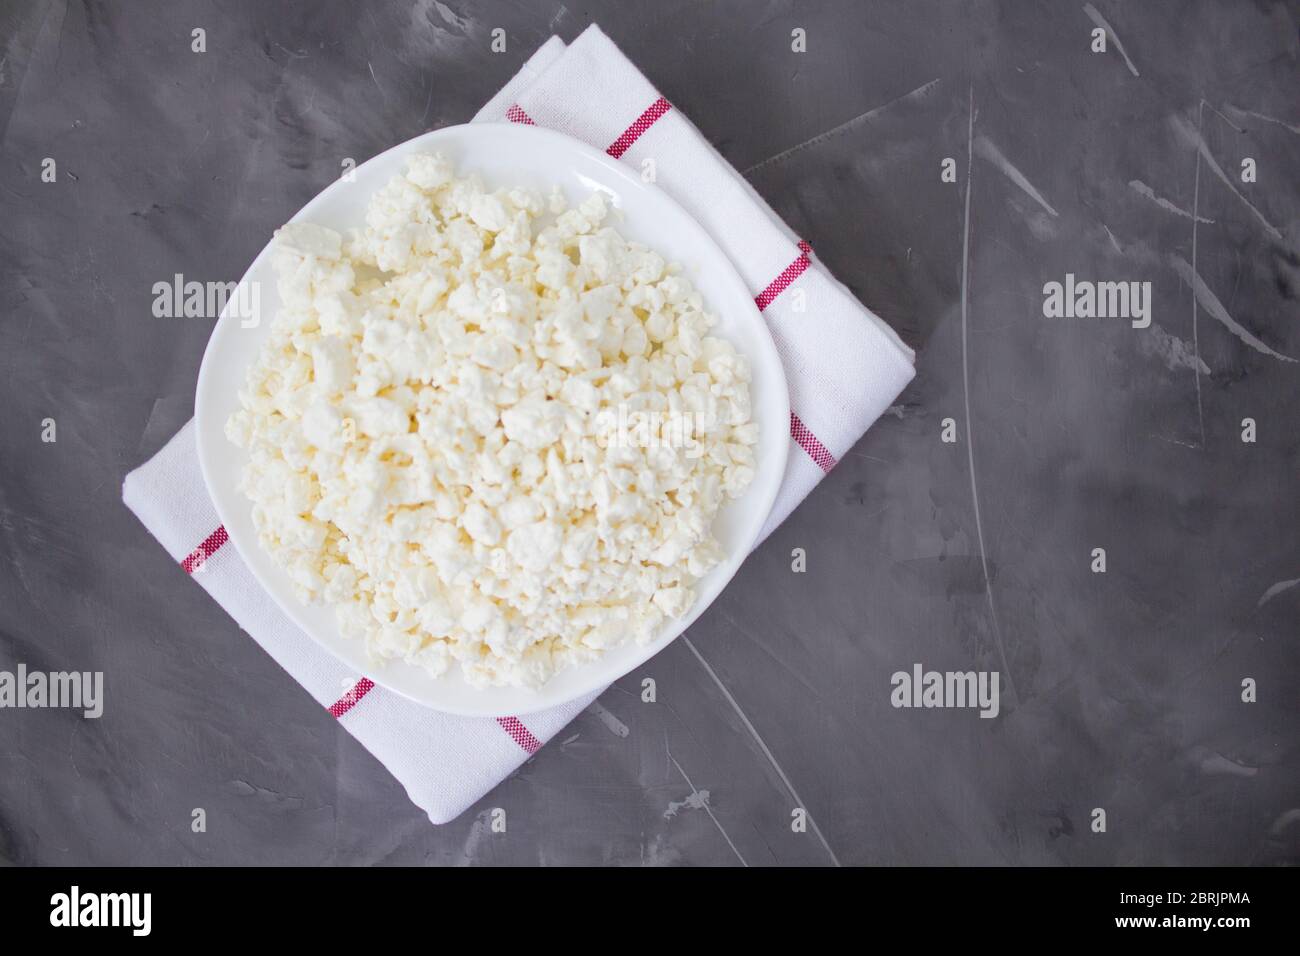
[194,121,790,716]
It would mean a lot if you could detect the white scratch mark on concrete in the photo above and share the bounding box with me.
[1169,254,1296,362]
[1101,223,1124,255]
[962,90,1020,710]
[432,0,470,30]
[1138,322,1211,375]
[366,60,386,102]
[663,788,710,818]
[1200,753,1258,777]
[1203,101,1246,133]
[666,753,746,865]
[586,701,629,738]
[1190,104,1206,447]
[1083,3,1140,77]
[743,78,941,175]
[1223,103,1300,135]
[1269,809,1300,835]
[1148,433,1200,450]
[1171,113,1284,241]
[1129,179,1214,223]
[682,637,839,866]
[1257,578,1300,608]
[973,134,1059,218]
[454,809,491,866]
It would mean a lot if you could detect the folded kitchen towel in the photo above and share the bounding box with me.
[122,24,915,825]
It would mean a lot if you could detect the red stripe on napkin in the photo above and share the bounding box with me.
[790,412,836,473]
[754,240,814,312]
[181,525,229,574]
[496,716,542,754]
[329,678,375,718]
[506,104,535,125]
[607,96,671,158]
[750,241,838,472]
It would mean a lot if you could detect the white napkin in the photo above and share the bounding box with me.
[122,24,915,825]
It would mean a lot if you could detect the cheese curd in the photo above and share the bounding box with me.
[226,154,756,687]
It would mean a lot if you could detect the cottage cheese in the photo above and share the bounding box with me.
[226,154,756,687]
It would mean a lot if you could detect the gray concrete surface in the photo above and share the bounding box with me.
[1,0,1297,865]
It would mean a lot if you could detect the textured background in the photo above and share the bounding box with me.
[1,0,1297,865]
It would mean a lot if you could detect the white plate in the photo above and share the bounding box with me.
[195,122,789,717]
